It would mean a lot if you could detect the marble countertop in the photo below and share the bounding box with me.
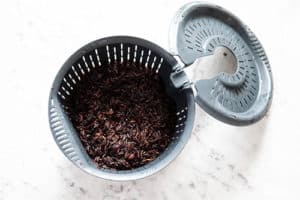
[0,0,299,199]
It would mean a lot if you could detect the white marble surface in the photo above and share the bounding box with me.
[0,0,299,199]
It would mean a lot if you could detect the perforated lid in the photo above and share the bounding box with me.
[169,2,273,125]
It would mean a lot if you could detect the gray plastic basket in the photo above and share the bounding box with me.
[48,2,273,180]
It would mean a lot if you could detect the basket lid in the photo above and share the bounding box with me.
[169,2,273,126]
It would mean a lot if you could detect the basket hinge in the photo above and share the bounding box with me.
[170,64,192,90]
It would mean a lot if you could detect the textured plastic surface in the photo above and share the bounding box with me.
[169,2,273,125]
[48,36,195,180]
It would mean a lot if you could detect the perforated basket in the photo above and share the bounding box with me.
[48,2,273,180]
[49,36,195,180]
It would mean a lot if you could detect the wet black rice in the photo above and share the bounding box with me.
[65,62,177,170]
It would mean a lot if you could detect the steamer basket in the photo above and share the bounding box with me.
[49,36,195,180]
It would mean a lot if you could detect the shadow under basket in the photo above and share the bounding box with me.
[48,36,195,180]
